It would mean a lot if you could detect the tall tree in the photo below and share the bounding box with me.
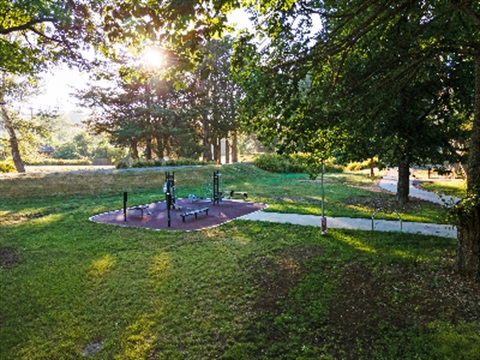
[191,38,241,163]
[1,0,238,171]
[81,70,201,160]
[234,0,480,278]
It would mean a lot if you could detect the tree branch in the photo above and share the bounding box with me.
[0,17,59,35]
[455,1,480,28]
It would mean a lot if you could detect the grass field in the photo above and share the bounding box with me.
[1,164,479,359]
[419,179,467,199]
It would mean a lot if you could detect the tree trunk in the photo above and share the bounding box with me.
[370,157,375,177]
[397,160,410,204]
[212,137,220,164]
[457,205,480,279]
[232,131,238,163]
[225,136,230,164]
[202,115,212,161]
[145,139,152,160]
[130,142,139,159]
[155,136,164,159]
[217,139,222,164]
[456,52,480,279]
[0,103,25,173]
[212,137,218,163]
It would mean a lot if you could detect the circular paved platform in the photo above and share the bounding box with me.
[90,198,266,231]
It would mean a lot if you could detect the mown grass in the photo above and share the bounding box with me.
[0,164,448,224]
[420,179,467,199]
[2,164,476,359]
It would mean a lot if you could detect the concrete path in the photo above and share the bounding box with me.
[239,211,457,238]
[378,168,461,205]
[239,168,460,239]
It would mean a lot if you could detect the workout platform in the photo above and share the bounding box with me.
[90,198,266,231]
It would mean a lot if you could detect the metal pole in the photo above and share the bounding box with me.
[321,162,327,235]
[321,162,325,218]
[166,192,171,227]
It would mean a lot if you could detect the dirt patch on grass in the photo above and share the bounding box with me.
[344,193,443,212]
[246,245,325,313]
[243,247,480,358]
[325,260,480,357]
[272,196,323,205]
[0,247,20,268]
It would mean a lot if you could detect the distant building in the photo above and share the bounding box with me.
[39,144,55,156]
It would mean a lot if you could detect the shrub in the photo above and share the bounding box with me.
[164,158,215,166]
[253,153,341,175]
[25,158,92,166]
[115,157,215,169]
[345,158,386,172]
[324,162,344,173]
[253,154,301,173]
[434,166,452,176]
[345,159,372,172]
[0,161,15,173]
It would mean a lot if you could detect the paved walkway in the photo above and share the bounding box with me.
[239,168,458,238]
[378,168,461,205]
[239,212,457,238]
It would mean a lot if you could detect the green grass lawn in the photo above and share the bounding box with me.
[420,179,467,199]
[0,164,448,224]
[2,164,477,359]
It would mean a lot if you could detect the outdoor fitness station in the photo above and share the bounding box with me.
[108,170,258,231]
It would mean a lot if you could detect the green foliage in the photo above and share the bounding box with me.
[253,153,304,173]
[345,158,385,172]
[254,153,343,176]
[116,157,214,169]
[233,0,475,204]
[24,158,92,166]
[0,160,15,173]
[51,132,125,162]
[52,142,80,160]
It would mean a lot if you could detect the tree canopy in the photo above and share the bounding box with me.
[232,0,480,277]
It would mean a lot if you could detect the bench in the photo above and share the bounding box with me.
[129,205,150,218]
[181,207,209,222]
[228,191,248,200]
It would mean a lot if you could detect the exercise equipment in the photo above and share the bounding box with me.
[164,171,177,209]
[181,207,210,222]
[122,191,151,222]
[212,170,221,204]
[164,171,177,227]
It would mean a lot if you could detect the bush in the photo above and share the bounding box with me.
[0,161,15,173]
[345,160,372,172]
[164,158,216,166]
[115,157,215,169]
[253,154,302,173]
[253,153,343,175]
[324,162,344,173]
[345,158,386,172]
[25,158,92,166]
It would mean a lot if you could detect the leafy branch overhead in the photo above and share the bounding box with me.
[0,0,239,75]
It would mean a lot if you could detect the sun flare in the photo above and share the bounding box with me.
[141,47,165,68]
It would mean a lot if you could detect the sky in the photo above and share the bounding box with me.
[27,9,253,117]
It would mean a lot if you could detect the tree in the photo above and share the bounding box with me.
[1,0,238,171]
[192,38,242,163]
[233,0,480,278]
[80,68,202,160]
[0,73,34,172]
